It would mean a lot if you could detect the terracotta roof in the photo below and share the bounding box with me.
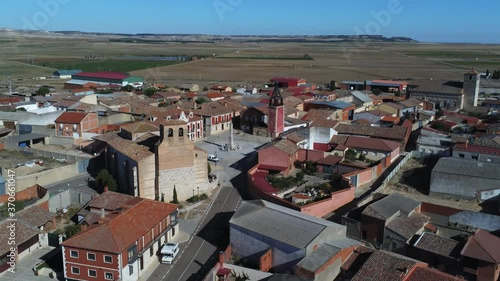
[413,232,460,258]
[341,245,374,273]
[120,121,159,134]
[74,71,129,80]
[53,99,80,108]
[207,92,226,99]
[342,136,401,153]
[385,212,430,240]
[405,267,466,281]
[454,143,500,156]
[461,229,500,264]
[302,109,339,128]
[194,102,233,117]
[335,123,408,142]
[286,132,307,144]
[260,139,300,156]
[381,115,401,123]
[0,220,39,254]
[352,250,420,281]
[62,198,178,254]
[284,96,304,108]
[218,99,246,112]
[293,193,311,200]
[317,155,343,166]
[87,192,136,211]
[93,132,154,161]
[15,205,56,228]
[54,111,90,124]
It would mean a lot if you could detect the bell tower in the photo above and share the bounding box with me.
[463,69,480,108]
[268,84,285,138]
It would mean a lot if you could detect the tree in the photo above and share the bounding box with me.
[207,162,211,174]
[371,88,382,96]
[345,149,357,160]
[202,86,209,91]
[121,85,134,92]
[143,87,157,97]
[36,86,50,96]
[172,186,179,204]
[486,69,490,78]
[95,169,118,192]
[195,97,208,104]
[16,107,27,111]
[395,91,402,97]
[64,224,81,238]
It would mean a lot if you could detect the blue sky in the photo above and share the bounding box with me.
[0,0,498,43]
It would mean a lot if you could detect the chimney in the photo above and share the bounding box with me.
[100,208,105,219]
[219,251,225,267]
[103,186,108,193]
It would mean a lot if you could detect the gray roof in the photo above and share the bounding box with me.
[18,111,64,126]
[351,91,373,103]
[6,133,47,143]
[54,69,82,76]
[362,193,420,220]
[297,238,360,273]
[449,211,500,232]
[433,158,500,181]
[230,200,344,249]
[0,111,32,121]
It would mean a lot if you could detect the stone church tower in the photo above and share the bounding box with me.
[155,120,208,201]
[463,69,480,108]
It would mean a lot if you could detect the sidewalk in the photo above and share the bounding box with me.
[0,247,60,281]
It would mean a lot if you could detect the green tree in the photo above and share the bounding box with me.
[207,162,212,174]
[36,86,50,96]
[202,86,209,91]
[95,169,118,192]
[486,69,490,78]
[345,149,357,160]
[395,91,402,97]
[143,87,157,97]
[16,107,27,111]
[371,88,382,96]
[195,97,208,104]
[121,85,134,92]
[64,224,81,238]
[172,186,179,204]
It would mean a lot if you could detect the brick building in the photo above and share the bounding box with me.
[62,194,178,281]
[54,112,98,139]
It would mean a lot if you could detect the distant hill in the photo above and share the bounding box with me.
[0,28,418,43]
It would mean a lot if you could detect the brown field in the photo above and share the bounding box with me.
[1,36,500,88]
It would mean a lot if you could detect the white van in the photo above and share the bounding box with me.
[160,243,179,264]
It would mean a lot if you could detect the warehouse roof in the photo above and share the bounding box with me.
[433,158,500,181]
[230,200,344,249]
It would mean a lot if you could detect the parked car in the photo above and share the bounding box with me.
[160,243,179,264]
[207,154,219,162]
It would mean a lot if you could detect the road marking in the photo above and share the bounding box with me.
[177,240,206,281]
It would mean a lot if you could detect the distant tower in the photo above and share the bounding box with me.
[463,69,480,108]
[268,84,285,138]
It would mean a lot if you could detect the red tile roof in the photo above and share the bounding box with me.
[333,135,401,153]
[405,267,465,281]
[461,229,500,264]
[54,111,91,124]
[74,71,129,80]
[352,250,421,281]
[317,155,343,166]
[454,143,500,156]
[62,197,177,253]
[381,115,401,123]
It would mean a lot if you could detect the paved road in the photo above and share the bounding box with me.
[147,132,267,281]
[148,185,242,281]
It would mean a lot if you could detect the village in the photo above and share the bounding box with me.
[0,65,498,281]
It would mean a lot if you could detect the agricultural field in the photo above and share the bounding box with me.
[1,35,500,87]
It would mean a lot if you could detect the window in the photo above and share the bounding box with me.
[59,123,63,129]
[104,255,112,263]
[73,124,77,131]
[129,265,134,275]
[88,269,97,278]
[168,128,173,137]
[87,252,96,261]
[150,246,154,257]
[458,153,465,158]
[71,267,80,275]
[472,155,479,160]
[70,250,79,258]
[105,272,113,280]
[179,128,184,137]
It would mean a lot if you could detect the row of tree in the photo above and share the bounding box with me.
[487,69,500,79]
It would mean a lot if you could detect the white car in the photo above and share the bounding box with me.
[160,243,179,264]
[207,154,219,162]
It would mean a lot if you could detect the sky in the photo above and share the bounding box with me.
[0,0,498,43]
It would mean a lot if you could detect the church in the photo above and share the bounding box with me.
[93,120,209,201]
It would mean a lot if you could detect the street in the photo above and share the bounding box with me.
[146,132,268,281]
